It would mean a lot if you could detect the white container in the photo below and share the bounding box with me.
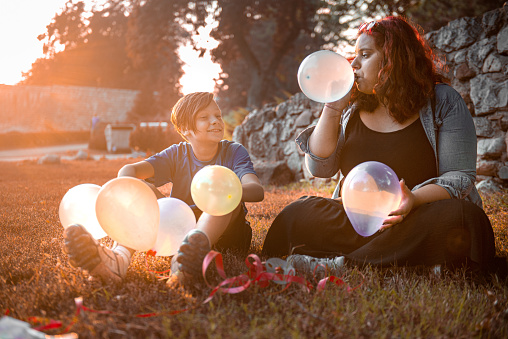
[104,124,135,153]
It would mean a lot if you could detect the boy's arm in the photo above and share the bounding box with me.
[240,173,264,202]
[117,160,155,180]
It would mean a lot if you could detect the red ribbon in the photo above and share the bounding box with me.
[144,250,173,277]
[17,252,362,335]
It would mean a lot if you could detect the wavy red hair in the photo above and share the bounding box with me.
[351,16,447,123]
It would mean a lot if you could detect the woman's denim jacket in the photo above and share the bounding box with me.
[295,84,483,209]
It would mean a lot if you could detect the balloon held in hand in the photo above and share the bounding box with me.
[191,165,242,216]
[96,177,159,251]
[297,50,354,103]
[151,197,196,256]
[342,161,402,237]
[59,183,107,239]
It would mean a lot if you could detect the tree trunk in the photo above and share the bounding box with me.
[247,70,269,109]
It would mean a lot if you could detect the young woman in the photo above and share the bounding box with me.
[262,16,497,275]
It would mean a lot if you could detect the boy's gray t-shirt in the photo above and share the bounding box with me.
[145,140,256,211]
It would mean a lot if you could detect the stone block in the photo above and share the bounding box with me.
[253,160,295,186]
[473,117,495,137]
[498,166,508,179]
[477,137,506,158]
[470,74,508,115]
[477,160,500,176]
[497,25,508,54]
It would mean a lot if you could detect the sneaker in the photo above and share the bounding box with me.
[174,229,211,283]
[286,254,344,280]
[63,224,131,284]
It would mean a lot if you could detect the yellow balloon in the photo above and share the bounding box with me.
[191,165,242,216]
[95,177,159,251]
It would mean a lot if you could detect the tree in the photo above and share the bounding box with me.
[125,0,190,120]
[23,0,190,119]
[24,0,134,89]
[189,0,386,111]
[364,0,506,32]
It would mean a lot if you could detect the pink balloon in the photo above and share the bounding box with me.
[342,161,402,237]
[151,198,196,256]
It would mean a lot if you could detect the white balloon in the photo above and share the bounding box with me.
[297,50,354,103]
[151,198,196,256]
[95,177,159,251]
[59,184,107,239]
[342,161,402,237]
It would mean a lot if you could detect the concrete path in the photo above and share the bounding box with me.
[0,144,143,162]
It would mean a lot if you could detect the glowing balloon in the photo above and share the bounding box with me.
[151,198,196,256]
[297,50,354,103]
[95,177,159,251]
[341,161,402,237]
[59,184,107,239]
[191,165,242,216]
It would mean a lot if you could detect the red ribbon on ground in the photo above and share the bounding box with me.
[144,250,172,278]
[16,252,362,335]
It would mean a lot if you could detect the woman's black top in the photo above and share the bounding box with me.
[340,111,437,190]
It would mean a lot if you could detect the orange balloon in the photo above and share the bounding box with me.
[95,177,159,251]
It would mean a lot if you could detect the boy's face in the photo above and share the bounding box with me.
[184,100,224,144]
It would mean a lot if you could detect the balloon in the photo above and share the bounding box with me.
[151,198,196,256]
[59,184,107,239]
[297,50,354,103]
[191,165,242,216]
[95,177,159,251]
[341,161,402,237]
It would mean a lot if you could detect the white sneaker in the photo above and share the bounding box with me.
[63,224,131,284]
[286,254,344,279]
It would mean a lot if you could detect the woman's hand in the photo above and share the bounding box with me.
[324,90,352,115]
[379,179,414,231]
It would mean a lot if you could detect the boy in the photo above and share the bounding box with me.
[64,92,264,286]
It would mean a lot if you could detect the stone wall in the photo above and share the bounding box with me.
[233,5,508,192]
[0,85,139,133]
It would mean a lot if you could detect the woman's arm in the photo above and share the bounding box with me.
[240,173,264,202]
[308,93,351,158]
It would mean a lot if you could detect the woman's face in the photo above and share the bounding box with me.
[351,34,384,94]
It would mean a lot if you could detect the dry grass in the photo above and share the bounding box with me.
[0,159,507,338]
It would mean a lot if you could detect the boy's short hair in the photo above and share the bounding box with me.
[171,92,214,139]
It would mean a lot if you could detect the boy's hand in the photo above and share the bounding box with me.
[240,173,264,202]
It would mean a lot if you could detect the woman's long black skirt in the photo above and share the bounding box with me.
[261,196,496,269]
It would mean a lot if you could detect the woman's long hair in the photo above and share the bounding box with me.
[351,16,447,123]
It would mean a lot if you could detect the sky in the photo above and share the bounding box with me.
[0,0,220,94]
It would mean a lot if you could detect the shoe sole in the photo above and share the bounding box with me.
[177,230,210,279]
[64,224,122,284]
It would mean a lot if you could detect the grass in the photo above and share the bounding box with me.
[0,159,507,338]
